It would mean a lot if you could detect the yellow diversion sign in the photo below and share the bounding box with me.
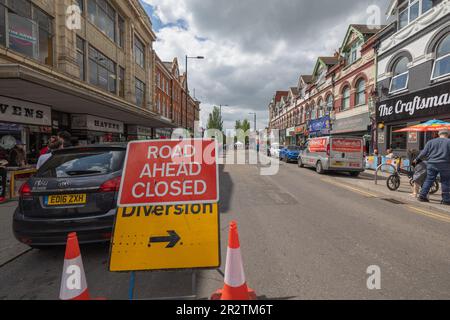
[109,203,220,272]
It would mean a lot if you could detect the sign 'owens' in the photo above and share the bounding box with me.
[118,139,219,207]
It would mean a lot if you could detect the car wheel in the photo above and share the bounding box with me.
[316,161,325,174]
[298,157,304,168]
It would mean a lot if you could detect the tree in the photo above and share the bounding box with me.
[207,106,223,132]
[235,119,251,145]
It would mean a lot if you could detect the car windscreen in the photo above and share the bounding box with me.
[38,150,126,178]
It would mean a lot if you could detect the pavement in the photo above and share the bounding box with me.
[0,150,449,300]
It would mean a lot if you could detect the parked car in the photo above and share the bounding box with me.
[279,145,302,163]
[270,143,282,158]
[13,144,126,248]
[298,136,365,176]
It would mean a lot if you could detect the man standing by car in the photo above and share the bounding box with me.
[415,130,450,205]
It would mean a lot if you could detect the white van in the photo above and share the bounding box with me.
[298,136,365,176]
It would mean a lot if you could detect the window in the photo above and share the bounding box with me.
[119,66,125,98]
[38,150,125,178]
[398,0,434,30]
[355,79,366,106]
[326,95,333,112]
[76,0,84,12]
[88,46,116,94]
[318,99,325,118]
[135,78,145,107]
[118,16,124,48]
[389,56,409,93]
[390,125,407,150]
[342,86,351,110]
[347,40,362,65]
[310,103,316,120]
[134,35,145,68]
[88,0,116,41]
[431,34,450,80]
[76,36,85,80]
[422,0,433,13]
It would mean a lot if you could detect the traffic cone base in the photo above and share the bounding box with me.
[211,221,257,300]
[60,232,90,300]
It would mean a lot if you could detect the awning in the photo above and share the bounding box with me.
[0,64,176,129]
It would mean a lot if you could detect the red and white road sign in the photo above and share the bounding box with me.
[118,139,219,207]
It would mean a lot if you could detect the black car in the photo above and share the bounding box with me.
[13,145,126,248]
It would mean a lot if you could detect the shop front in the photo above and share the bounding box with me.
[331,112,371,154]
[70,114,125,145]
[0,95,52,164]
[295,124,307,146]
[308,115,331,138]
[376,81,450,157]
[127,125,153,141]
[286,127,296,145]
[154,128,173,139]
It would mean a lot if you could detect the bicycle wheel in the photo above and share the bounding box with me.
[430,181,440,195]
[387,175,401,191]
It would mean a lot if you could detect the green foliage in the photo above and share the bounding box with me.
[207,106,223,132]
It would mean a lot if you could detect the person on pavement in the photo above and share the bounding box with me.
[414,130,450,205]
[58,131,73,148]
[36,138,63,170]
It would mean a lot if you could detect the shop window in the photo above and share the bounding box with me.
[390,125,407,150]
[431,34,450,80]
[342,86,351,111]
[134,35,145,68]
[135,78,145,107]
[355,78,366,106]
[389,56,409,93]
[88,46,116,94]
[88,0,116,41]
[76,36,85,81]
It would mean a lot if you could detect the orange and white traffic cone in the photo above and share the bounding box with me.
[59,232,90,300]
[211,221,257,300]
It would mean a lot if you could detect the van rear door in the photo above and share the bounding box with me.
[329,137,364,170]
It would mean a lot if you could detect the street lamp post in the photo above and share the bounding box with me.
[249,112,257,132]
[185,55,204,133]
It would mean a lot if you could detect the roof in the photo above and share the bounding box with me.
[319,56,339,66]
[299,75,313,84]
[163,62,173,70]
[274,91,289,103]
[290,87,299,95]
[351,24,384,36]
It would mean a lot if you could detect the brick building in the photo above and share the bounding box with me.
[268,24,382,151]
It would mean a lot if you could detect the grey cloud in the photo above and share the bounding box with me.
[154,0,388,129]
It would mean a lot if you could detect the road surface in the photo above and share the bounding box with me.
[1,151,449,299]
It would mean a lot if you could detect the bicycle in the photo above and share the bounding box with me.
[386,157,439,194]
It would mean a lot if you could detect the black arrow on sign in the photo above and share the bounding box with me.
[149,231,181,248]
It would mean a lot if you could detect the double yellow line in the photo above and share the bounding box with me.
[321,178,450,224]
[321,178,378,198]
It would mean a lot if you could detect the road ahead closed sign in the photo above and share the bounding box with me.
[118,139,219,207]
[110,139,220,272]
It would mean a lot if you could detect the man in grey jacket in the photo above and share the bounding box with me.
[415,129,450,205]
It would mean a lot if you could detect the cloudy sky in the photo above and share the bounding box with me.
[140,0,388,130]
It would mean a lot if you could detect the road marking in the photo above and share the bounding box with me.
[406,206,450,223]
[321,178,378,198]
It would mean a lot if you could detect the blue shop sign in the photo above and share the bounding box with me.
[308,116,331,136]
